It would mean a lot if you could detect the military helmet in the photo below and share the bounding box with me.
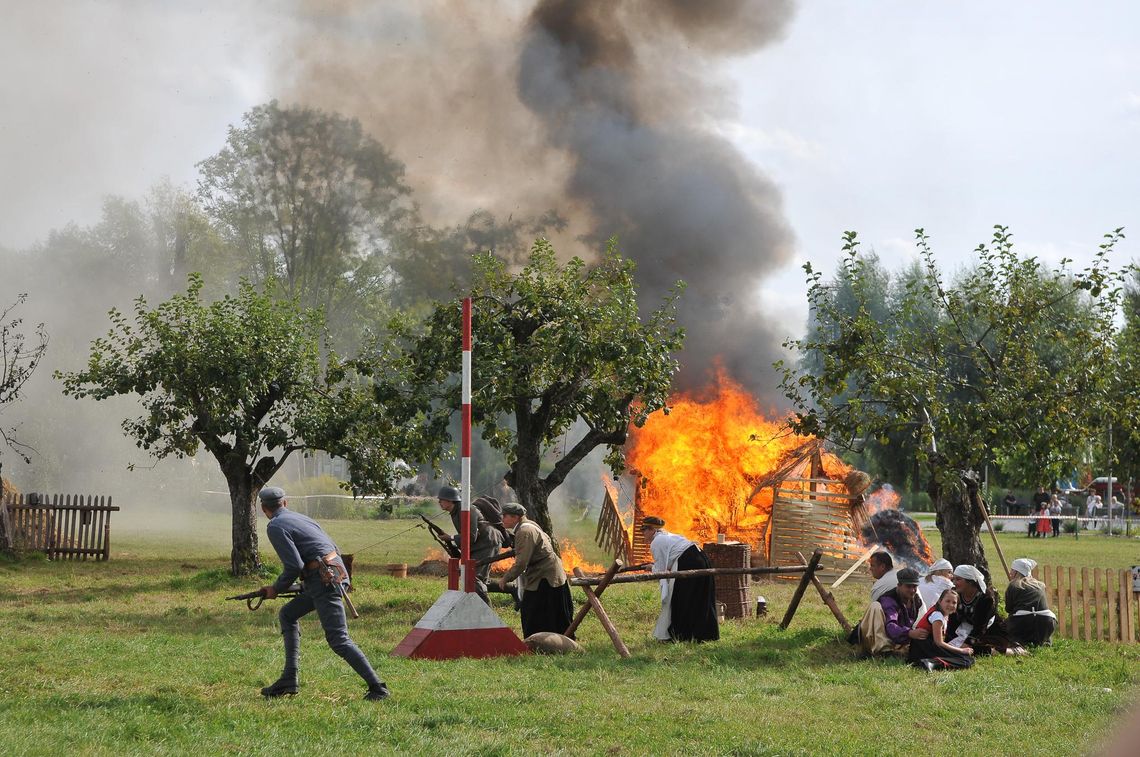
[437,485,461,502]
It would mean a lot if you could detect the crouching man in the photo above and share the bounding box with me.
[497,503,573,638]
[256,487,390,701]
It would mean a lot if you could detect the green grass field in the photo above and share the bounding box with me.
[2,512,1138,756]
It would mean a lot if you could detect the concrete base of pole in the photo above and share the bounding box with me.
[391,590,528,660]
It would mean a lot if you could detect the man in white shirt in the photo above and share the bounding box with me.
[851,551,909,656]
[869,551,898,601]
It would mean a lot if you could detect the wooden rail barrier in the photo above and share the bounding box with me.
[1034,564,1137,643]
[0,492,119,561]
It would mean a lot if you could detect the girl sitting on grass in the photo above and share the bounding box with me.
[907,589,974,671]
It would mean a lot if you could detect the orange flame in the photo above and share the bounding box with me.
[628,370,849,547]
[865,486,901,514]
[559,540,604,574]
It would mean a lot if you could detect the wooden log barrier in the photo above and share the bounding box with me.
[797,551,852,634]
[779,549,824,630]
[572,567,631,659]
[565,559,623,638]
[568,563,810,587]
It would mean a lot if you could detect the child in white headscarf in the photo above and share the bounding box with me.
[918,558,954,609]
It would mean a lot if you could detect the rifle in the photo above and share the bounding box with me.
[226,584,302,611]
[420,513,461,558]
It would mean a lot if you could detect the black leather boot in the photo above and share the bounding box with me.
[260,677,299,698]
[363,683,391,701]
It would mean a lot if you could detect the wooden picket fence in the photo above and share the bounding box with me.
[0,492,120,561]
[1034,564,1138,643]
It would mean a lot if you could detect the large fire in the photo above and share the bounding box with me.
[558,540,604,574]
[628,370,849,547]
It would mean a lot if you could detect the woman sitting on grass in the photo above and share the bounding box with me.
[907,589,974,671]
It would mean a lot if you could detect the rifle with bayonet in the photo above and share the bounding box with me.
[226,583,302,611]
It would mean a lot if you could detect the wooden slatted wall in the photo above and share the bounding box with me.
[1034,564,1137,643]
[770,477,866,582]
[2,493,120,561]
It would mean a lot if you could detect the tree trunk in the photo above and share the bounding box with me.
[505,419,557,540]
[510,462,555,539]
[930,466,989,576]
[224,461,263,576]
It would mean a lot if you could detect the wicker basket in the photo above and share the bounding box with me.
[703,541,752,618]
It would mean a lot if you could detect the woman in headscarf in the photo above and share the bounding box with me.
[947,564,1023,655]
[640,516,719,642]
[1005,557,1057,646]
[918,558,954,609]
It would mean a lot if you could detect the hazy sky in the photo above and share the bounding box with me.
[3,1,1137,341]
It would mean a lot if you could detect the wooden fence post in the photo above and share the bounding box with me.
[1123,570,1135,643]
[1068,566,1078,641]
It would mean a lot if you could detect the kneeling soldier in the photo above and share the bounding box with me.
[256,486,390,701]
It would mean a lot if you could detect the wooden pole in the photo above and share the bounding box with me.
[566,559,623,638]
[976,496,1010,578]
[798,551,852,633]
[570,563,809,587]
[830,544,878,590]
[572,567,630,658]
[780,549,823,630]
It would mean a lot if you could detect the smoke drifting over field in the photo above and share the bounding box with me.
[283,0,797,397]
[1,1,798,512]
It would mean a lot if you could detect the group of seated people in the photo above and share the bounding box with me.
[852,552,1056,671]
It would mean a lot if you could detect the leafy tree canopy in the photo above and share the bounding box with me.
[197,101,414,348]
[56,274,411,574]
[779,226,1124,567]
[358,239,685,536]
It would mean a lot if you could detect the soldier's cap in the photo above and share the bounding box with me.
[437,485,461,502]
[896,567,921,586]
[641,516,666,529]
[258,486,286,505]
[501,502,527,516]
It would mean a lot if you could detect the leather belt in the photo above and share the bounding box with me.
[303,551,339,573]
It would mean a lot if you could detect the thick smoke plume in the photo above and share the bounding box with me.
[860,508,935,571]
[284,0,797,399]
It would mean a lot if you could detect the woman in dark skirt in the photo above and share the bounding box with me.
[641,516,719,642]
[498,503,574,637]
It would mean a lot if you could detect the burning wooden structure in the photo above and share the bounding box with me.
[595,439,873,586]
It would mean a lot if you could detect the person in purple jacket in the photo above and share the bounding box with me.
[857,567,926,657]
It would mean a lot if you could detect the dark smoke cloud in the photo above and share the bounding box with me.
[283,0,796,399]
[860,508,935,571]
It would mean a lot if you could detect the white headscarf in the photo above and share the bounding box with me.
[953,564,987,593]
[1011,558,1037,577]
[927,558,953,574]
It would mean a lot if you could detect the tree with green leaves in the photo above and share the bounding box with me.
[1106,268,1140,505]
[57,275,409,576]
[779,227,1122,570]
[197,101,414,349]
[366,239,684,537]
[0,294,48,465]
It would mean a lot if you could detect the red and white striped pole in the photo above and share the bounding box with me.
[448,298,475,592]
[391,295,526,658]
[459,297,473,591]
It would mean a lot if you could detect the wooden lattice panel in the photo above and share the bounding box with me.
[769,477,867,582]
[595,480,631,564]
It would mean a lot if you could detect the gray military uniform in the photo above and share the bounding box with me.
[266,508,383,691]
[448,505,503,601]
